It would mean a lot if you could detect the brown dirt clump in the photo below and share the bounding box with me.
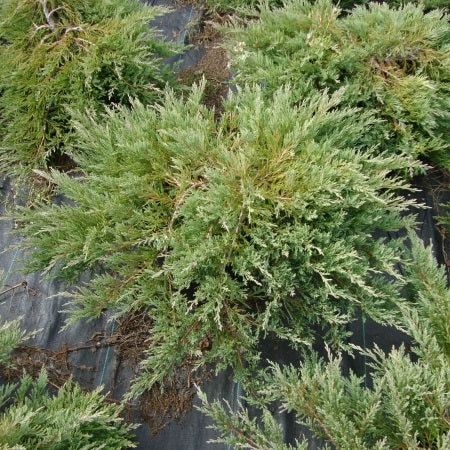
[111,311,211,434]
[131,357,211,434]
[179,14,233,116]
[3,343,96,390]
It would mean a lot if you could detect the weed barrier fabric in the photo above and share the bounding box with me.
[0,2,449,449]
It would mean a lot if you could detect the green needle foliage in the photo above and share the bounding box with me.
[333,1,450,11]
[201,0,282,12]
[0,370,136,449]
[0,314,134,448]
[225,0,450,169]
[0,0,178,174]
[202,1,448,13]
[200,235,450,449]
[198,388,309,450]
[0,274,34,368]
[0,318,31,368]
[17,83,422,396]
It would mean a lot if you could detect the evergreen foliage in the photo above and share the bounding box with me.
[0,0,177,174]
[0,274,34,367]
[17,83,422,395]
[335,1,450,11]
[203,1,448,13]
[198,388,308,450]
[201,0,282,12]
[0,370,136,449]
[225,0,450,168]
[0,319,31,368]
[200,235,450,449]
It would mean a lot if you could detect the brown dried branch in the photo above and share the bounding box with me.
[0,281,27,299]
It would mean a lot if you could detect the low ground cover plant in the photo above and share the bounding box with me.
[226,0,450,169]
[1,0,448,445]
[0,318,31,367]
[201,0,281,11]
[334,1,449,10]
[0,370,136,449]
[200,1,448,13]
[0,317,135,449]
[0,0,178,174]
[17,83,422,396]
[201,235,450,449]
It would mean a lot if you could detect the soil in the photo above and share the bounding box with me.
[178,12,233,116]
[111,310,211,434]
[0,309,211,434]
[3,343,95,390]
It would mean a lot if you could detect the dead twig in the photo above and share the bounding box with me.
[41,0,62,31]
[0,281,28,299]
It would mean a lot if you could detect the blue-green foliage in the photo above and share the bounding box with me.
[200,235,450,449]
[203,1,449,12]
[336,1,449,10]
[0,318,31,367]
[0,370,136,449]
[17,83,421,395]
